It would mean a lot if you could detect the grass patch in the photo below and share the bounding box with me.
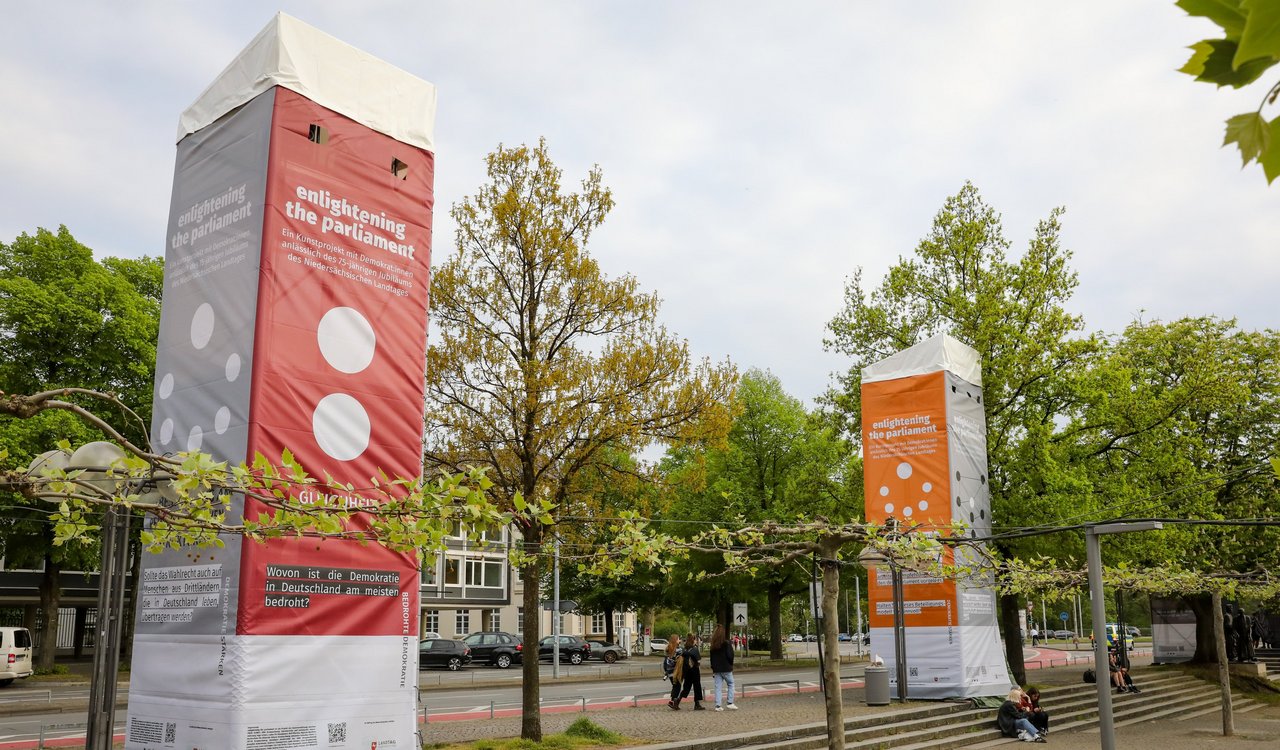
[32,664,70,676]
[424,719,627,750]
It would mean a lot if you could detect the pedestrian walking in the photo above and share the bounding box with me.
[665,633,684,710]
[676,633,705,710]
[708,624,738,712]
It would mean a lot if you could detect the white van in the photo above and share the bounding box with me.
[0,627,34,687]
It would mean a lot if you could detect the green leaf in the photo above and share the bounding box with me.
[1271,456,1280,478]
[1178,0,1248,38]
[1261,116,1280,183]
[1186,39,1274,86]
[1223,111,1272,165]
[1234,0,1280,68]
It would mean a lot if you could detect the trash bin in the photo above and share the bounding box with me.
[864,665,890,705]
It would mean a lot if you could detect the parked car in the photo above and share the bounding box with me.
[586,640,627,664]
[422,631,441,640]
[787,633,804,642]
[1125,626,1141,637]
[1051,629,1074,639]
[538,635,592,665]
[461,631,523,668]
[837,632,851,642]
[0,627,33,687]
[648,637,669,653]
[418,638,471,671]
[805,634,818,642]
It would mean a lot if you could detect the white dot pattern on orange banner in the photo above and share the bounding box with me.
[312,393,370,461]
[190,303,215,349]
[880,459,934,518]
[317,307,376,374]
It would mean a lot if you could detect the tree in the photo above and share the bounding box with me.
[422,139,735,741]
[662,369,861,656]
[0,227,162,668]
[1060,317,1280,659]
[1177,0,1280,183]
[824,183,1095,685]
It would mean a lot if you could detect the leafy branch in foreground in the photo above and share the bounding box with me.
[1,387,540,555]
[1178,0,1280,182]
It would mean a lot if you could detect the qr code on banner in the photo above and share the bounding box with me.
[327,722,347,745]
[164,722,176,744]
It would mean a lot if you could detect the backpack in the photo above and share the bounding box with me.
[662,655,676,676]
[1083,668,1096,684]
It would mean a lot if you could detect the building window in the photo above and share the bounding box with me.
[421,555,439,587]
[424,610,439,635]
[489,610,501,631]
[557,613,565,634]
[443,558,460,585]
[517,607,524,635]
[455,610,470,635]
[591,613,605,634]
[615,612,626,632]
[465,559,503,588]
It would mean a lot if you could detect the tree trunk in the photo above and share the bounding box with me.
[1211,592,1233,736]
[1187,593,1218,663]
[998,591,1025,687]
[819,551,845,750]
[519,525,543,742]
[768,583,784,659]
[72,608,88,660]
[604,605,615,644]
[37,551,61,671]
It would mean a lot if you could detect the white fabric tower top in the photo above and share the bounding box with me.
[860,333,983,386]
[177,12,437,150]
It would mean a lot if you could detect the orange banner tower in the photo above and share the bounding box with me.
[861,334,1009,698]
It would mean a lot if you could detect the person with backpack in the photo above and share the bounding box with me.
[676,633,706,710]
[708,624,738,711]
[665,634,684,709]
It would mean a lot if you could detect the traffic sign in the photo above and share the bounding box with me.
[733,602,748,627]
[1059,611,1069,622]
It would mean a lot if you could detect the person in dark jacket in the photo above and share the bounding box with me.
[708,624,737,711]
[676,633,705,710]
[1021,687,1049,736]
[997,689,1045,742]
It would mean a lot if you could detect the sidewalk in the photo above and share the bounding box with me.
[416,660,1280,748]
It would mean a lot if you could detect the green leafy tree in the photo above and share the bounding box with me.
[422,140,735,741]
[824,183,1095,685]
[1061,317,1280,659]
[0,226,162,668]
[1177,0,1280,182]
[662,369,861,656]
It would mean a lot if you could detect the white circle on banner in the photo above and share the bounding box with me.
[187,425,203,452]
[159,419,173,445]
[312,393,370,461]
[896,462,912,479]
[922,482,932,493]
[879,486,889,497]
[317,307,376,374]
[903,506,914,517]
[919,500,929,511]
[884,503,895,514]
[214,406,231,435]
[191,303,215,349]
[225,353,241,382]
[158,373,174,400]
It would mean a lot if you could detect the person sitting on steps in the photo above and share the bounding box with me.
[1020,686,1049,737]
[998,689,1046,743]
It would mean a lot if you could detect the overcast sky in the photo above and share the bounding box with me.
[2,1,1275,406]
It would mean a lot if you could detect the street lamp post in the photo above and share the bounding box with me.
[858,546,908,702]
[1086,521,1162,750]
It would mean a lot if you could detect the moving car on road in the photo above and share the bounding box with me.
[418,639,471,671]
[586,640,627,664]
[462,631,523,668]
[538,635,592,665]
